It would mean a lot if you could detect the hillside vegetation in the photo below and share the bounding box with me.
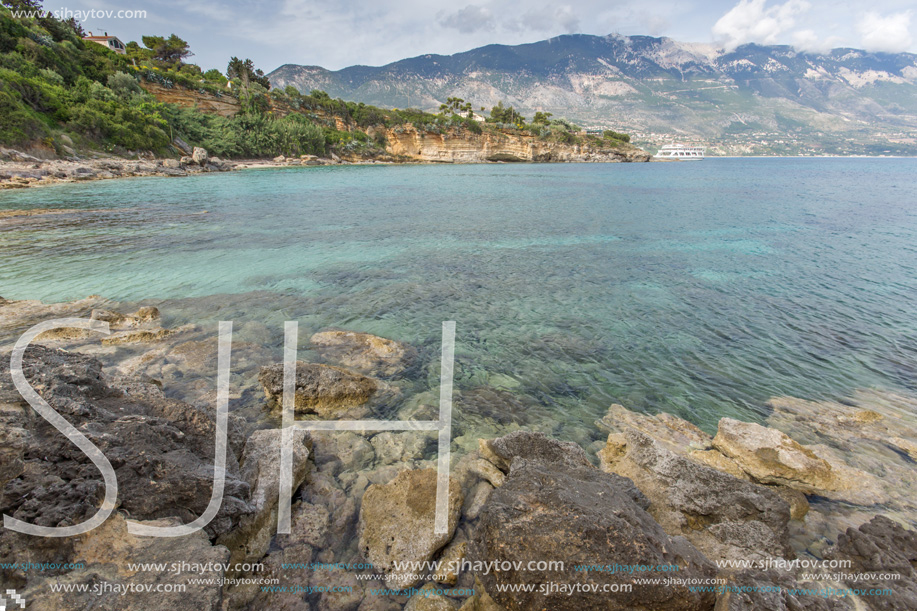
[0,3,624,160]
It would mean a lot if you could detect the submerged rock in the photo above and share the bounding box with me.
[454,387,532,426]
[765,392,917,518]
[311,430,376,475]
[0,295,107,341]
[310,330,416,377]
[259,361,378,418]
[370,431,430,466]
[359,468,463,589]
[457,578,504,611]
[600,430,794,564]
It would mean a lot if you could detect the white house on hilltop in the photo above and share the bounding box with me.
[83,32,126,55]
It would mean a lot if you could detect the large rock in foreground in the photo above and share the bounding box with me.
[712,417,884,505]
[359,468,463,589]
[469,455,718,611]
[478,429,592,471]
[600,430,793,564]
[712,418,836,490]
[17,515,229,611]
[825,516,917,611]
[714,568,855,611]
[0,346,250,552]
[259,361,378,417]
[216,428,312,568]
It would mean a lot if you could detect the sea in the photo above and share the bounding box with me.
[2,158,916,444]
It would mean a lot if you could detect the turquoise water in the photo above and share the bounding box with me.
[2,159,917,438]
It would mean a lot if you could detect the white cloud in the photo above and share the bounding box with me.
[713,0,811,51]
[516,5,581,34]
[858,10,913,53]
[791,28,844,53]
[440,5,495,34]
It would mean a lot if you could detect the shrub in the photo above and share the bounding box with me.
[603,130,630,142]
[39,67,63,85]
[107,71,142,97]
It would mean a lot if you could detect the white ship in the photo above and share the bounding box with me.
[654,144,705,160]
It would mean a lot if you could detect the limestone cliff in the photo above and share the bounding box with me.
[381,125,650,163]
[139,82,650,163]
[140,82,241,118]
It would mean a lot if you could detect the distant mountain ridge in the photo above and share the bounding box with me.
[268,34,917,155]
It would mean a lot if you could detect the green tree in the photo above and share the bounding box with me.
[488,101,525,126]
[533,111,552,125]
[227,56,270,89]
[125,40,152,63]
[202,68,227,85]
[64,16,84,36]
[141,34,192,67]
[1,0,43,11]
[438,97,475,118]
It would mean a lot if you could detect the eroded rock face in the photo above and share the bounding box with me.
[597,403,713,455]
[359,468,463,589]
[404,583,459,611]
[713,418,836,490]
[259,361,378,418]
[713,569,855,611]
[470,457,717,611]
[478,430,592,471]
[216,428,312,568]
[600,430,794,564]
[310,330,417,377]
[0,345,250,559]
[192,147,209,165]
[825,516,917,611]
[383,125,651,163]
[711,418,884,505]
[16,515,230,611]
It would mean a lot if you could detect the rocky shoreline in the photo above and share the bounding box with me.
[0,138,651,191]
[1,295,915,610]
[0,146,330,190]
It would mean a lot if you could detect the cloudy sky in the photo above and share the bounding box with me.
[62,0,916,72]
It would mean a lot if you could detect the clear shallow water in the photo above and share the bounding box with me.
[2,159,917,439]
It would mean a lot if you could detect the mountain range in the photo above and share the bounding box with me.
[268,34,917,155]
